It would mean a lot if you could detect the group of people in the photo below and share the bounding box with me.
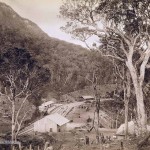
[96,133,111,144]
[84,133,112,146]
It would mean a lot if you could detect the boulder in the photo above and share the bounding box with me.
[116,121,150,135]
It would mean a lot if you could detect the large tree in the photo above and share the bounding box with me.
[60,0,150,134]
[113,61,131,138]
[0,48,50,142]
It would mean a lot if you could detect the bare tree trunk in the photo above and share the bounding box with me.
[37,145,40,150]
[123,79,128,138]
[11,100,15,150]
[97,110,100,129]
[12,100,15,142]
[94,85,100,135]
[86,72,100,135]
[19,142,22,150]
[29,144,32,150]
[96,95,100,129]
[124,99,129,139]
[124,71,130,139]
[136,84,147,134]
[126,59,147,134]
[115,114,118,129]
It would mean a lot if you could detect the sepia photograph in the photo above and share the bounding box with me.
[0,0,150,149]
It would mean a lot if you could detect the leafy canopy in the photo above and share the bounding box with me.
[0,47,50,99]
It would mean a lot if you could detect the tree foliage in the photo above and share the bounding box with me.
[60,0,150,134]
[0,2,115,97]
[0,47,50,100]
[0,47,50,140]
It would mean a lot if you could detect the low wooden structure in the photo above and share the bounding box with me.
[34,113,70,133]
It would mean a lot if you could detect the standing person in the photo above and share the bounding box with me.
[120,141,124,150]
[85,136,90,145]
[101,134,105,144]
[96,134,100,144]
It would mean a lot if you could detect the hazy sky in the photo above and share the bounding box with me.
[0,0,85,46]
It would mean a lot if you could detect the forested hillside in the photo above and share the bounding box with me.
[0,2,114,101]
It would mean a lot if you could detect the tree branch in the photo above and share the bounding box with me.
[14,93,31,128]
[99,50,125,61]
[139,48,150,86]
[15,78,29,98]
[0,91,12,103]
[15,109,31,138]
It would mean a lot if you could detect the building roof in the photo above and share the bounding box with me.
[46,113,70,126]
[81,96,94,100]
[41,101,54,107]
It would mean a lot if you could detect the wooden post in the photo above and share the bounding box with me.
[29,144,32,150]
[37,145,40,150]
[19,142,22,150]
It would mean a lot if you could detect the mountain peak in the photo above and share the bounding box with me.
[0,2,113,95]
